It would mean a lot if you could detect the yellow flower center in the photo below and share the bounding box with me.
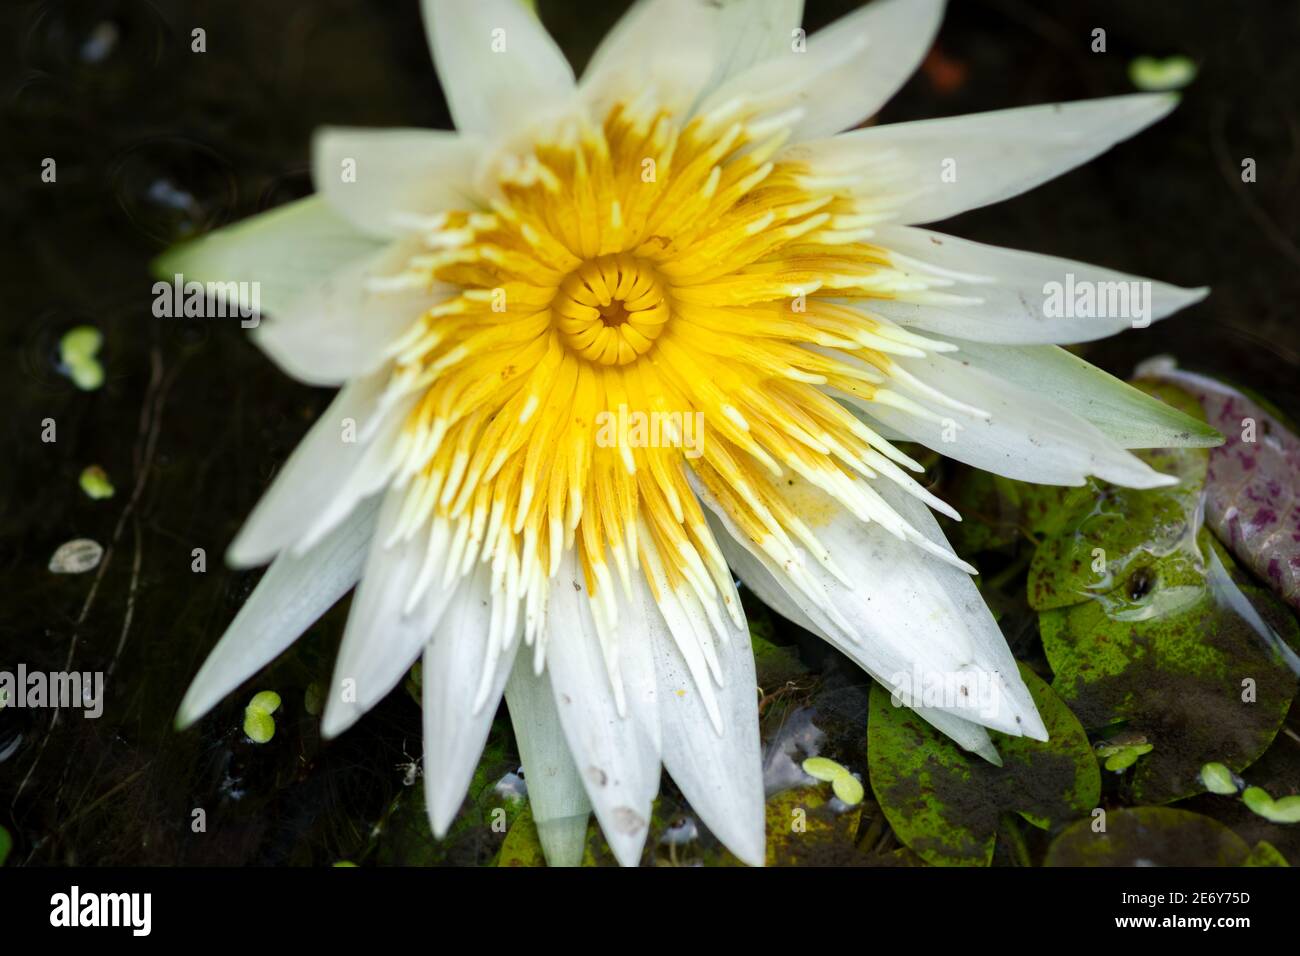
[553,254,668,366]
[374,99,955,668]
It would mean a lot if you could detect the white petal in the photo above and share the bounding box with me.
[710,0,806,89]
[845,351,1177,488]
[787,93,1178,224]
[312,127,484,239]
[643,573,766,866]
[253,238,447,386]
[716,527,1000,761]
[862,225,1206,344]
[153,196,381,318]
[944,340,1222,449]
[227,368,388,568]
[422,566,521,836]
[176,496,379,729]
[320,493,464,738]
[544,551,660,867]
[580,0,721,116]
[700,0,943,141]
[695,474,1046,740]
[422,0,575,137]
[505,658,592,867]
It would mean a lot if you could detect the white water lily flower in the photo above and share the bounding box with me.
[169,0,1217,867]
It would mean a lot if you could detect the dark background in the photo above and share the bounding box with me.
[0,0,1297,865]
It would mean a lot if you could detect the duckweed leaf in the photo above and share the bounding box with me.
[1129,55,1198,92]
[831,773,865,806]
[802,756,847,782]
[79,465,115,499]
[867,664,1099,866]
[1102,743,1153,772]
[1200,762,1239,795]
[248,690,281,714]
[59,325,105,391]
[242,705,275,744]
[1045,807,1250,866]
[1241,786,1300,824]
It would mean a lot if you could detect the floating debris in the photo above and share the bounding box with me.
[661,816,699,847]
[79,465,115,499]
[48,538,103,574]
[493,769,526,801]
[1128,55,1197,92]
[58,326,105,391]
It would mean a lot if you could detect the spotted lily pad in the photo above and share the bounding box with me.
[1028,382,1210,613]
[867,664,1099,866]
[1028,381,1299,802]
[1039,535,1299,803]
[1045,807,1251,866]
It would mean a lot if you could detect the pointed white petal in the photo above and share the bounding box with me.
[861,225,1206,344]
[422,567,521,836]
[580,0,721,116]
[710,0,806,89]
[788,93,1178,224]
[505,658,592,867]
[422,0,575,137]
[944,339,1223,449]
[694,475,1046,741]
[642,574,766,866]
[701,0,944,141]
[716,535,1000,761]
[253,238,447,386]
[544,551,660,867]
[176,497,379,729]
[227,369,388,568]
[312,127,483,239]
[845,351,1176,488]
[153,196,381,319]
[320,493,463,738]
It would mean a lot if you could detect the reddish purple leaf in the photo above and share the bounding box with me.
[1140,360,1300,610]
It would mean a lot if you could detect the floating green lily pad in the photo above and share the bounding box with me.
[1045,807,1250,866]
[867,663,1099,866]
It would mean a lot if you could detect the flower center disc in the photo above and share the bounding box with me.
[552,254,669,366]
